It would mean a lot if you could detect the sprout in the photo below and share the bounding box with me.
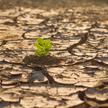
[35,38,52,57]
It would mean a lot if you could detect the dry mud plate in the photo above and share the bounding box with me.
[0,3,108,108]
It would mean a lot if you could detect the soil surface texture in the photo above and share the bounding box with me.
[0,0,108,108]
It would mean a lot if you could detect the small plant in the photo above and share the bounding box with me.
[35,38,52,57]
[31,63,33,66]
[104,44,107,48]
[104,86,107,89]
[0,89,2,93]
[95,71,107,78]
[87,48,90,51]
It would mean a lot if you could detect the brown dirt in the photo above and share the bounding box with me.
[23,54,66,65]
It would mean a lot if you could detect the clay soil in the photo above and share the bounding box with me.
[0,0,108,108]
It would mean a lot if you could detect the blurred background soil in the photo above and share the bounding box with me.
[0,0,108,10]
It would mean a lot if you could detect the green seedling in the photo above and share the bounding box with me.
[0,89,2,93]
[87,48,90,51]
[104,86,107,89]
[89,62,91,65]
[95,71,107,78]
[35,38,52,57]
[104,44,107,48]
[20,22,22,25]
[96,86,107,90]
[31,63,33,66]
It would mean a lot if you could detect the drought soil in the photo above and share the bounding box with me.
[0,0,108,108]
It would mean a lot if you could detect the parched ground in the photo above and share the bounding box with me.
[0,0,108,108]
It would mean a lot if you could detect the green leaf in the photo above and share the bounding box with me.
[35,43,43,51]
[104,86,107,89]
[37,38,44,46]
[31,63,33,66]
[45,45,52,50]
[35,50,42,57]
[44,50,49,56]
[44,39,50,47]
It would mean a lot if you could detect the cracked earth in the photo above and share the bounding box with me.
[0,1,108,108]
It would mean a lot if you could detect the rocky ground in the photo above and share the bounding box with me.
[0,0,108,108]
